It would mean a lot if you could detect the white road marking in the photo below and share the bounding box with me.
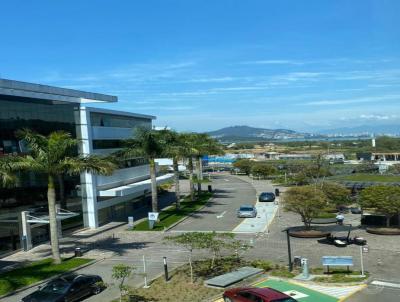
[371,280,400,289]
[217,211,227,218]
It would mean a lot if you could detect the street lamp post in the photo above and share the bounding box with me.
[282,228,293,272]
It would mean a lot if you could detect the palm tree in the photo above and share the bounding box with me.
[191,134,224,195]
[0,156,18,188]
[179,133,198,201]
[162,130,186,209]
[180,133,224,197]
[118,127,167,213]
[17,129,116,264]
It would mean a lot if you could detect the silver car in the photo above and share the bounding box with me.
[237,205,257,218]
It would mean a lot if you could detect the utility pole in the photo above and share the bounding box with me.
[282,228,293,271]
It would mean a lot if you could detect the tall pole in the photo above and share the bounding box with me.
[360,246,365,277]
[143,255,149,288]
[163,256,169,282]
[286,229,293,272]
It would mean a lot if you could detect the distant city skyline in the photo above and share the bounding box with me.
[1,0,400,132]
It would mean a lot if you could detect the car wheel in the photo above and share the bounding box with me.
[92,286,102,295]
[223,296,233,302]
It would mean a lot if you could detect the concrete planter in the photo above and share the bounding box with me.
[366,227,400,235]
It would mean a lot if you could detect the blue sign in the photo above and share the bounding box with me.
[322,256,353,266]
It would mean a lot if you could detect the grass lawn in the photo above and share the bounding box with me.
[0,257,92,296]
[334,173,400,182]
[132,191,212,231]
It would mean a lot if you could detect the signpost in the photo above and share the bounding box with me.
[128,216,134,230]
[148,212,159,229]
[360,245,368,277]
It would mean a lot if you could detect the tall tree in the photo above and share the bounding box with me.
[162,130,186,209]
[360,185,400,227]
[320,181,351,209]
[179,133,198,201]
[193,134,224,194]
[251,163,277,179]
[118,127,167,212]
[18,129,116,263]
[282,185,327,229]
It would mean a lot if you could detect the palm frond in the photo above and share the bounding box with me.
[16,128,48,158]
[61,155,117,176]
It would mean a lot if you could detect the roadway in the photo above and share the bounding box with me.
[169,174,259,232]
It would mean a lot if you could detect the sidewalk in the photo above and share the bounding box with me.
[1,180,190,269]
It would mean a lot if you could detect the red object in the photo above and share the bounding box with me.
[223,287,297,302]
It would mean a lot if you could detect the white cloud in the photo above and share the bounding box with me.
[304,94,400,106]
[241,59,305,65]
[360,114,398,120]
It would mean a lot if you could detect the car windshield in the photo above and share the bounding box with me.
[40,280,70,294]
[240,207,254,211]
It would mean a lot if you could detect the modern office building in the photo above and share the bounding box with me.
[0,79,172,256]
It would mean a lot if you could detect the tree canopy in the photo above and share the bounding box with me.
[250,163,277,179]
[359,185,400,227]
[320,182,351,208]
[283,185,327,229]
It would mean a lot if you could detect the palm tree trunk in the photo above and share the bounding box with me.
[196,156,202,196]
[48,174,61,264]
[188,157,194,201]
[173,157,180,209]
[149,159,158,212]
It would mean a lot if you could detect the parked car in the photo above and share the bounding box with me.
[223,287,297,302]
[258,192,276,202]
[350,207,362,214]
[237,205,257,218]
[22,274,104,302]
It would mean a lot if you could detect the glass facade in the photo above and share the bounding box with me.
[91,112,151,129]
[0,95,83,257]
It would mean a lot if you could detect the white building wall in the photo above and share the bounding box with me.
[76,107,99,229]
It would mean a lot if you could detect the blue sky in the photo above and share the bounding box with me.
[1,0,400,132]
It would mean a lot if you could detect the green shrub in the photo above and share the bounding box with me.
[250,260,273,271]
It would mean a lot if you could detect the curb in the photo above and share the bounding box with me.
[0,258,102,299]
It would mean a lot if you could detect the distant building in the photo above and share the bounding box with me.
[278,154,312,160]
[356,152,400,163]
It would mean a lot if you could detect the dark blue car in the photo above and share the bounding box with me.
[22,274,104,302]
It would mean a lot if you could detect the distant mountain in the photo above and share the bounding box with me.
[207,125,313,142]
[318,124,400,136]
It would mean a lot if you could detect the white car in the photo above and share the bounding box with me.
[237,205,257,218]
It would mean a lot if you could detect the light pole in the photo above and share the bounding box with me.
[282,228,293,272]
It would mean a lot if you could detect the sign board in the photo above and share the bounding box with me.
[362,245,369,253]
[128,216,134,230]
[148,212,159,221]
[321,256,353,267]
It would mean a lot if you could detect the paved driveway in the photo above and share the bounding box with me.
[169,174,258,232]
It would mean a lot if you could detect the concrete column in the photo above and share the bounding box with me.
[20,211,32,251]
[76,107,99,229]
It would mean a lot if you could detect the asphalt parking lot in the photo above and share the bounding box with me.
[169,174,259,232]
